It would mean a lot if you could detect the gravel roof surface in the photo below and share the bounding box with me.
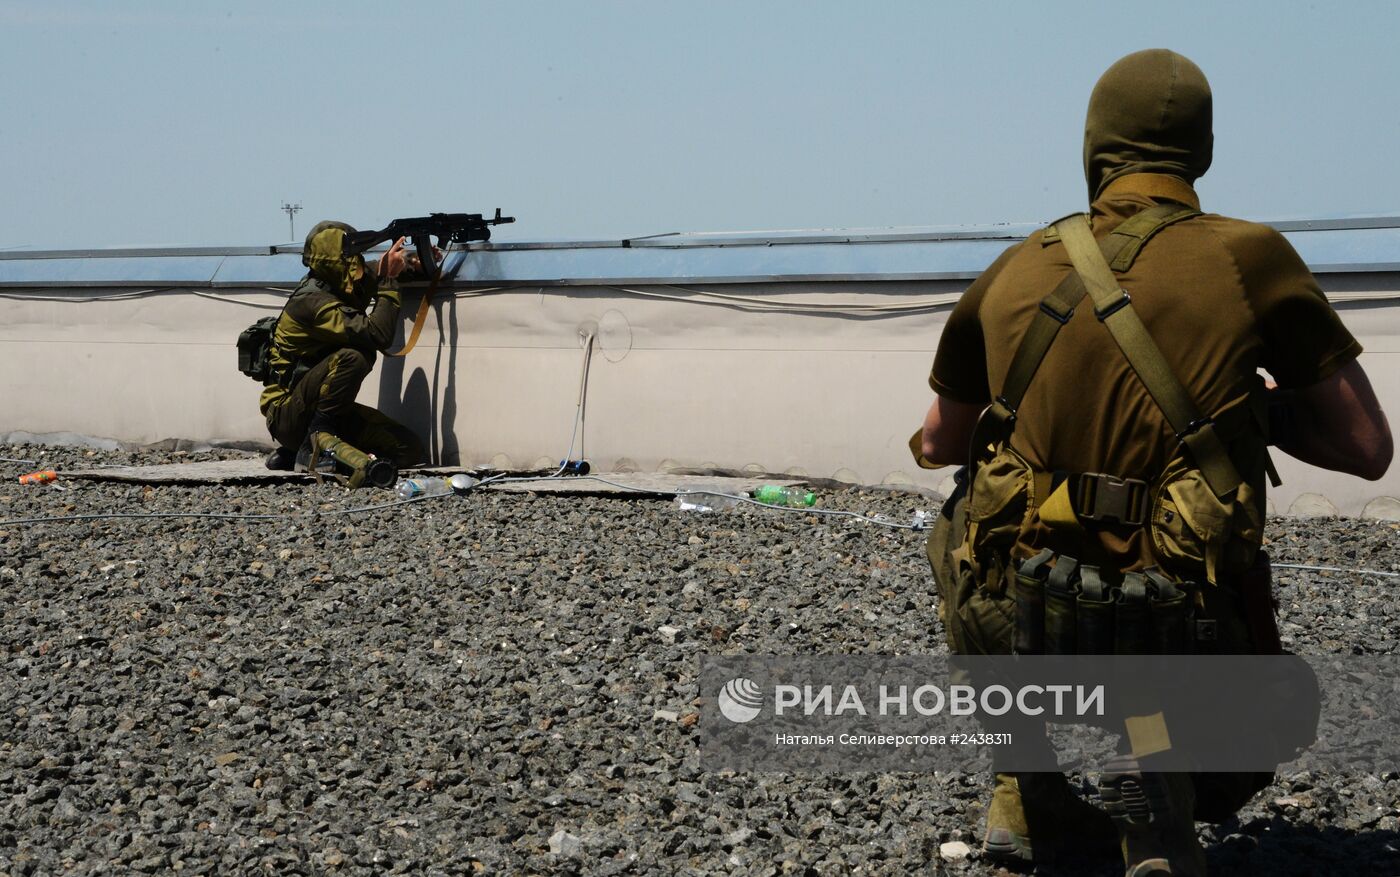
[2,443,1398,875]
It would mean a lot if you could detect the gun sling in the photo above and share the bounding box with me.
[387,271,441,358]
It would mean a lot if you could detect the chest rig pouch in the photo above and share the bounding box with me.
[956,203,1281,657]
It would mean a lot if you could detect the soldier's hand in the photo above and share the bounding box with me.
[378,237,408,280]
[402,245,446,280]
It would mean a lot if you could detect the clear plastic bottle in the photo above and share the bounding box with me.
[674,488,739,512]
[751,485,816,507]
[395,476,452,500]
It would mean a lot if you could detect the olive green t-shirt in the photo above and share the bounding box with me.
[931,173,1361,561]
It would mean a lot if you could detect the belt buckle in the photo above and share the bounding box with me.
[1075,472,1149,526]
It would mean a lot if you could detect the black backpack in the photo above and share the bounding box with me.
[237,315,280,383]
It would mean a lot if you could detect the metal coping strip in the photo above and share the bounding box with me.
[7,266,1400,291]
[5,215,1399,261]
[0,271,980,290]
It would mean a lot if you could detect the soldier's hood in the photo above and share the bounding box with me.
[303,226,364,295]
[1083,49,1213,201]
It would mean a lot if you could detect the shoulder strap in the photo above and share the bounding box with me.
[284,276,335,322]
[986,204,1200,429]
[1056,213,1242,499]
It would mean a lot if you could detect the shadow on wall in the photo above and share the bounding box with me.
[437,295,461,465]
[375,289,460,465]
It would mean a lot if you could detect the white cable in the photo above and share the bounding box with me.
[478,475,921,530]
[188,290,291,308]
[574,333,595,462]
[1272,562,1400,579]
[654,283,961,312]
[0,289,165,302]
[610,285,958,316]
[0,489,453,527]
[0,287,294,306]
[443,281,953,315]
[444,282,1400,314]
[527,331,597,482]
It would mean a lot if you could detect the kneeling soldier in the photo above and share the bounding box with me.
[917,50,1391,876]
[260,221,426,488]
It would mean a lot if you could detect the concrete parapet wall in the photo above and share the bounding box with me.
[1,277,1397,516]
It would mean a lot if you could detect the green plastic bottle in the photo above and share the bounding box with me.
[752,485,816,507]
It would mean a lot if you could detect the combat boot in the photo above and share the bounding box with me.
[983,772,1033,863]
[982,772,1120,866]
[264,446,297,472]
[303,431,397,489]
[1099,759,1206,877]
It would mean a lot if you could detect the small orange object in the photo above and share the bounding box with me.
[18,469,57,485]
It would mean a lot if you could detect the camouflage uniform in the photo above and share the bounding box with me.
[260,223,425,484]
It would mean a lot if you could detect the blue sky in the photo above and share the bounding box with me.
[3,1,1398,248]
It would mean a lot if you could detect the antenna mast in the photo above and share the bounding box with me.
[281,202,302,241]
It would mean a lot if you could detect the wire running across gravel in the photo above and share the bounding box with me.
[10,496,1393,570]
[1273,562,1400,579]
[0,490,448,527]
[0,473,927,531]
[483,474,926,530]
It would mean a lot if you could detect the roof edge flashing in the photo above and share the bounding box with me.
[5,215,1400,261]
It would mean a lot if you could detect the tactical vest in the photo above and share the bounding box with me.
[942,203,1281,658]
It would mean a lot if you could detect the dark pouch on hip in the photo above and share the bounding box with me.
[1145,567,1193,655]
[1043,555,1079,655]
[1114,572,1152,654]
[1013,549,1054,655]
[1076,564,1115,654]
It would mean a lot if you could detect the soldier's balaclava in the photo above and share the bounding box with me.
[302,221,365,296]
[1083,49,1213,201]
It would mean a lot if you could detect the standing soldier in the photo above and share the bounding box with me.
[260,221,427,488]
[916,50,1391,875]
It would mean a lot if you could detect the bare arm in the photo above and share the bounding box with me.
[920,395,984,467]
[1270,358,1393,480]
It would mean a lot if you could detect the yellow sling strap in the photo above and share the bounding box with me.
[387,271,443,358]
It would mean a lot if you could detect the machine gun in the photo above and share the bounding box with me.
[342,209,514,277]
